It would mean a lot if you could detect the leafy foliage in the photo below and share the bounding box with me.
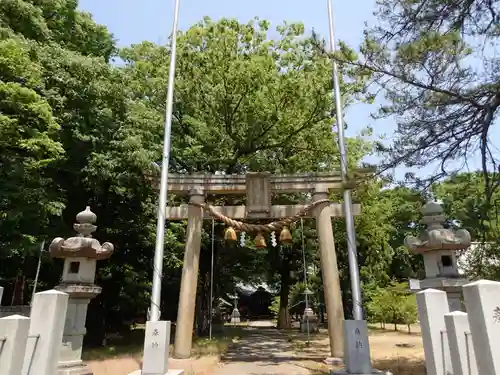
[269,296,281,318]
[366,282,418,333]
[119,17,372,175]
[0,39,64,252]
[432,172,500,279]
[0,0,156,337]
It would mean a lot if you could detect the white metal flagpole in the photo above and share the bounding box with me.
[326,0,364,321]
[326,4,376,374]
[149,0,181,322]
[31,240,45,305]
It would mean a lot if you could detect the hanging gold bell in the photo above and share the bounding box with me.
[224,227,237,241]
[254,233,267,248]
[279,226,292,243]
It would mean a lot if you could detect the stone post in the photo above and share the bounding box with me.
[142,320,171,374]
[174,189,204,359]
[23,290,69,375]
[416,288,451,375]
[48,206,114,375]
[0,286,3,304]
[0,314,30,375]
[462,280,500,375]
[313,188,344,360]
[444,311,477,375]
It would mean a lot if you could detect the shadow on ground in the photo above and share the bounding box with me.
[216,323,426,375]
[221,327,326,364]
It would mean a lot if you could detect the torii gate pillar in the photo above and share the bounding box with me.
[314,187,344,357]
[174,189,204,359]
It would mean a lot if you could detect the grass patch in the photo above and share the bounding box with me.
[367,323,421,335]
[83,328,145,361]
[190,326,247,357]
[82,325,248,361]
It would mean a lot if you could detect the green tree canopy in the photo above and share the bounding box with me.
[0,37,64,254]
[116,17,372,176]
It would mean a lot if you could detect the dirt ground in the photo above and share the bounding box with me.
[294,324,425,375]
[88,355,220,375]
[87,324,425,375]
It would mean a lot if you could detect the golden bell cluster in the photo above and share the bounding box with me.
[224,227,237,241]
[224,226,293,247]
[279,227,292,243]
[254,233,266,248]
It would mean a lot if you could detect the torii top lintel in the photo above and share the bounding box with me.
[162,169,372,195]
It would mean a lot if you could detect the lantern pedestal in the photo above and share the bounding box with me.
[419,277,468,311]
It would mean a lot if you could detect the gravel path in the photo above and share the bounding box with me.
[213,321,312,375]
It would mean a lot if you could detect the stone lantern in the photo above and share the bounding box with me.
[230,295,240,324]
[405,201,471,311]
[300,288,319,333]
[49,206,114,375]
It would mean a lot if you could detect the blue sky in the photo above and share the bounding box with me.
[77,0,481,180]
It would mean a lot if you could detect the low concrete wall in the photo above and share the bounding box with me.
[0,305,30,318]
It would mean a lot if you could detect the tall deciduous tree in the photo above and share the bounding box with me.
[0,37,64,254]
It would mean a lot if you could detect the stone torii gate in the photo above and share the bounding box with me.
[162,171,366,359]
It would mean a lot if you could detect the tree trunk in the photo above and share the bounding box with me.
[277,255,291,329]
[196,270,211,336]
[277,295,291,329]
[12,274,25,305]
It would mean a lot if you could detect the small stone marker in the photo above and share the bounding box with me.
[343,320,372,374]
[142,320,171,375]
[0,286,3,303]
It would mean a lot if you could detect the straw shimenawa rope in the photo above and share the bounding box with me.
[189,199,330,233]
